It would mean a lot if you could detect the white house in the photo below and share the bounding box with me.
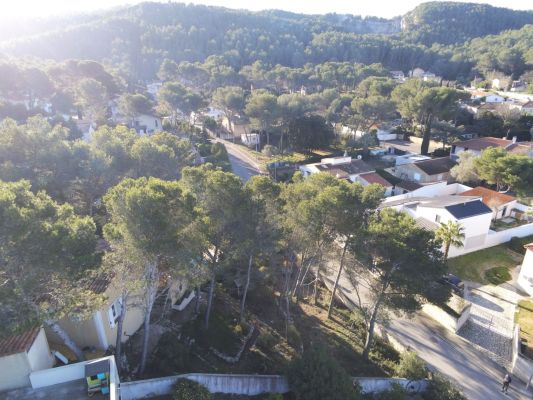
[131,114,162,135]
[355,121,399,141]
[459,186,517,220]
[450,137,519,159]
[354,172,394,196]
[521,101,533,116]
[390,71,405,81]
[470,91,505,103]
[0,327,55,392]
[383,194,492,254]
[518,244,533,296]
[299,156,374,182]
[241,133,260,147]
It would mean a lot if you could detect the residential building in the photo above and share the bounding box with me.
[131,113,162,135]
[518,243,533,296]
[459,186,517,220]
[450,137,525,159]
[470,91,505,103]
[299,156,374,182]
[521,101,533,116]
[241,133,260,147]
[0,327,55,392]
[390,70,405,81]
[392,157,456,184]
[383,195,492,252]
[146,82,163,99]
[394,180,423,194]
[354,172,394,196]
[221,114,251,141]
[48,276,145,352]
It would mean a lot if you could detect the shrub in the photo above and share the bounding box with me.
[287,347,362,400]
[256,331,277,350]
[233,323,243,335]
[394,351,427,380]
[173,379,211,400]
[508,236,533,254]
[286,324,301,347]
[262,144,279,157]
[422,373,466,400]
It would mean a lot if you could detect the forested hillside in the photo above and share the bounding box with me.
[402,2,533,45]
[0,2,531,82]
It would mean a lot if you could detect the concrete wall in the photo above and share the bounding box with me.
[27,328,54,372]
[518,249,533,296]
[421,301,471,333]
[511,325,533,384]
[0,353,31,391]
[120,374,428,399]
[120,374,290,399]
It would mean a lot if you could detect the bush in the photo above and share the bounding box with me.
[287,347,362,400]
[286,324,301,347]
[233,323,243,335]
[394,351,427,380]
[152,333,190,374]
[262,144,279,157]
[422,373,466,400]
[484,266,511,285]
[173,379,211,400]
[256,331,277,350]
[508,236,533,254]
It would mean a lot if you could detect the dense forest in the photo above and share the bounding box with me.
[1,1,532,81]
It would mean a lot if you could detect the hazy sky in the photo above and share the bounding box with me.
[1,0,532,19]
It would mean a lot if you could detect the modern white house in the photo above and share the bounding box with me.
[518,244,533,296]
[0,327,55,392]
[131,114,162,135]
[383,194,492,254]
[470,91,505,103]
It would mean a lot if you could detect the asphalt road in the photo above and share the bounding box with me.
[212,138,262,182]
[323,267,533,400]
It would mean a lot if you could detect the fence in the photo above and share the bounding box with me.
[119,374,428,399]
[421,300,471,333]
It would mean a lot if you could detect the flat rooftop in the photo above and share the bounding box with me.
[0,379,108,400]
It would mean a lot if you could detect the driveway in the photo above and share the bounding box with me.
[321,260,533,400]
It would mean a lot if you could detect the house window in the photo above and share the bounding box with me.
[435,215,441,223]
[108,298,123,328]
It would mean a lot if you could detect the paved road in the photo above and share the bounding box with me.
[212,138,262,182]
[323,266,533,400]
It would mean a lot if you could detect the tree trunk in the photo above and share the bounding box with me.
[240,255,253,323]
[444,242,451,260]
[46,319,85,361]
[420,115,433,155]
[195,286,201,314]
[327,242,348,319]
[139,262,158,376]
[115,295,128,372]
[362,293,385,361]
[205,273,216,329]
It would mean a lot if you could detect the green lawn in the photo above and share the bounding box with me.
[515,299,533,359]
[484,266,512,285]
[447,245,521,284]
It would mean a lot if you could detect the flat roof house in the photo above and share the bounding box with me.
[299,156,374,182]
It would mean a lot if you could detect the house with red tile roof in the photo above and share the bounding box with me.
[450,136,533,159]
[355,172,394,196]
[0,327,54,391]
[459,186,517,220]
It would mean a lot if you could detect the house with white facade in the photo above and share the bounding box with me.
[470,91,505,103]
[299,156,394,195]
[390,70,405,81]
[518,244,533,296]
[383,194,493,254]
[450,137,525,159]
[241,133,260,147]
[459,187,517,220]
[0,327,55,392]
[131,113,162,135]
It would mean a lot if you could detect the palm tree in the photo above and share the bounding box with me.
[435,221,465,260]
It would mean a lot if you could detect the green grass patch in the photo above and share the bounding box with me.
[515,299,533,359]
[484,266,512,285]
[447,244,520,284]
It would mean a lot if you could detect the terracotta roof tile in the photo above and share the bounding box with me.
[453,137,511,152]
[459,186,515,209]
[0,327,41,358]
[358,172,392,187]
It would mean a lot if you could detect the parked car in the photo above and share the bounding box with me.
[438,274,464,295]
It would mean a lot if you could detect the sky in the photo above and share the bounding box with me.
[0,0,531,20]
